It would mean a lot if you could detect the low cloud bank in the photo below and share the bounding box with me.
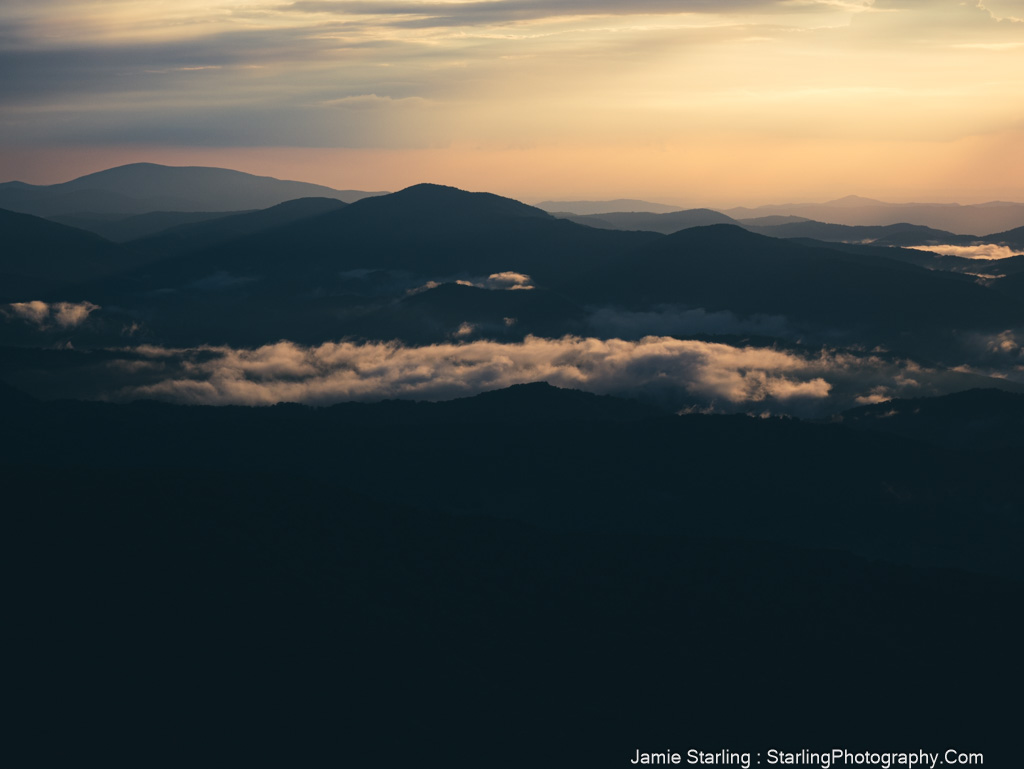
[908,244,1021,260]
[97,335,1024,415]
[3,301,99,328]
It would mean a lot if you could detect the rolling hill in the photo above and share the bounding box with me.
[0,163,386,216]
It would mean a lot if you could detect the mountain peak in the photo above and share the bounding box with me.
[353,183,551,220]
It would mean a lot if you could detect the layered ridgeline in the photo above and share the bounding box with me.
[4,171,1024,765]
[3,180,1024,414]
[722,194,1024,235]
[0,162,385,217]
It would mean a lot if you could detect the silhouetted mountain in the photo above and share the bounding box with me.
[742,219,972,246]
[8,453,1019,765]
[554,208,737,234]
[48,209,252,242]
[4,382,1023,578]
[6,171,1023,767]
[128,197,348,259]
[326,381,668,423]
[993,270,1024,301]
[583,224,1024,334]
[0,163,386,216]
[985,224,1024,249]
[722,198,1024,235]
[990,253,1024,275]
[535,198,680,215]
[784,238,1010,277]
[840,388,1024,450]
[43,184,664,346]
[0,208,135,297]
[112,183,660,297]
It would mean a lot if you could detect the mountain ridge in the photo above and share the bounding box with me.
[0,163,387,217]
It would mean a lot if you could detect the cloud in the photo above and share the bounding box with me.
[5,300,49,326]
[411,271,535,293]
[10,331,1023,414]
[483,271,534,290]
[287,0,790,27]
[3,300,99,328]
[87,333,1024,416]
[907,243,1022,260]
[115,336,840,409]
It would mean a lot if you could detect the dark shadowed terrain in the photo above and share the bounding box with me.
[3,165,1023,767]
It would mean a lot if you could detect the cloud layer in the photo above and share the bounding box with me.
[908,244,1022,260]
[88,334,1023,415]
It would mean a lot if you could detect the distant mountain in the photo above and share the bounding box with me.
[784,238,1012,278]
[553,208,737,234]
[840,388,1024,450]
[722,198,1024,235]
[736,215,811,226]
[0,163,386,217]
[741,220,972,246]
[583,224,1024,334]
[535,198,681,215]
[48,210,253,243]
[820,195,888,207]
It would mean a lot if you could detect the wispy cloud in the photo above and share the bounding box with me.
[287,0,793,27]
[2,0,1023,203]
[3,301,99,328]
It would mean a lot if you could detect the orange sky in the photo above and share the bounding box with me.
[2,0,1024,205]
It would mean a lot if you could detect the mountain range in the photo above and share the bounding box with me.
[3,172,1024,389]
[722,195,1024,235]
[0,162,385,217]
[4,162,1023,766]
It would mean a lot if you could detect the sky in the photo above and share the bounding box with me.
[2,0,1024,205]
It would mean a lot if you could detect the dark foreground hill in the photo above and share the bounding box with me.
[840,388,1024,449]
[4,382,1020,765]
[4,382,1021,578]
